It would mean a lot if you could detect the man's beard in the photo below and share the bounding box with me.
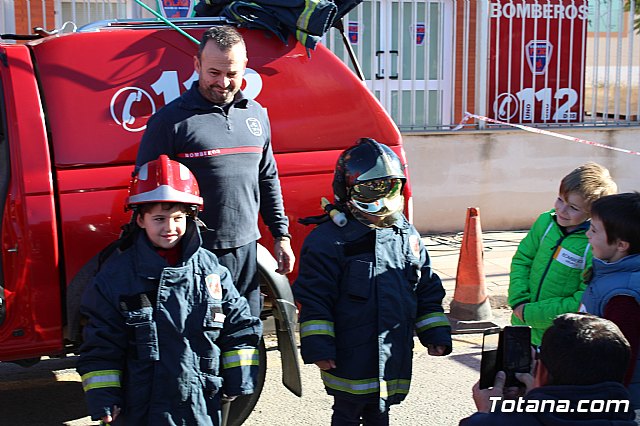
[203,85,236,105]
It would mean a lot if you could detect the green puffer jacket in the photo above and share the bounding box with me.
[508,210,591,345]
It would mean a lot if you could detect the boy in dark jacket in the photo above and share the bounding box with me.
[581,192,640,409]
[77,155,262,425]
[293,138,452,425]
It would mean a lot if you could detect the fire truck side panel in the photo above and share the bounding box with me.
[56,167,131,285]
[0,23,409,361]
[0,45,61,361]
[30,28,403,165]
[30,27,407,284]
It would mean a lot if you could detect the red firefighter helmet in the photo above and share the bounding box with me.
[126,155,204,210]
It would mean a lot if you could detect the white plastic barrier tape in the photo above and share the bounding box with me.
[454,112,640,157]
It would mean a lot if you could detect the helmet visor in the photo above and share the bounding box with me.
[350,193,404,216]
[349,178,404,219]
[351,178,403,204]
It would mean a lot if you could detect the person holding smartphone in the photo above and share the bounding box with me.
[479,326,532,391]
[460,314,635,425]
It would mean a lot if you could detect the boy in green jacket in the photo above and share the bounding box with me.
[508,162,617,345]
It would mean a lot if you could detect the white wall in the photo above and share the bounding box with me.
[404,127,640,234]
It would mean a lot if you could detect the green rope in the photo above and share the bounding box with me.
[134,0,200,45]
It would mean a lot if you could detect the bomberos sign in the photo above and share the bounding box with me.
[488,0,587,123]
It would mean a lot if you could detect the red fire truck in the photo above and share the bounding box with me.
[0,18,411,424]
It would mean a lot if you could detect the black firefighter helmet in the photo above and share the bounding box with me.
[333,138,406,228]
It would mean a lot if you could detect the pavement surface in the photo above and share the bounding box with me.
[424,230,527,312]
[0,231,525,426]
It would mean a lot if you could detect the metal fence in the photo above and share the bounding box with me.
[326,0,640,131]
[57,0,132,29]
[3,0,640,131]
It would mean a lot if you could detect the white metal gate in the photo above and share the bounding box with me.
[55,0,133,29]
[324,0,454,131]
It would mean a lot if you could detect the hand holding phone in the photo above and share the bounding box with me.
[479,326,532,389]
[479,327,501,389]
[502,325,532,387]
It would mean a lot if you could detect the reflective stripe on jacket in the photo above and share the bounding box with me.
[294,215,451,411]
[77,221,262,424]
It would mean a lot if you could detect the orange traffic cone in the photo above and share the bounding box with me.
[449,207,493,321]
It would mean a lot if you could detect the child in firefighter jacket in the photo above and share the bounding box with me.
[293,138,452,425]
[77,155,262,425]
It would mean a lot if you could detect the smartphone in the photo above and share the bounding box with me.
[502,325,532,387]
[479,327,501,389]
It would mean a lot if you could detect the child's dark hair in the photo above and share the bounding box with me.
[137,202,196,218]
[590,192,640,255]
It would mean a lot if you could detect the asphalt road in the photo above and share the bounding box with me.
[247,323,500,426]
[0,309,511,426]
[0,357,89,426]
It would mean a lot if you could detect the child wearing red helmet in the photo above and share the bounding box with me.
[77,155,262,425]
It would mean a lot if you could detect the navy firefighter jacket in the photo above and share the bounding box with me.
[293,215,452,411]
[77,221,262,425]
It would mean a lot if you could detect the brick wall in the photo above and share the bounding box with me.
[454,0,477,125]
[14,0,56,35]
